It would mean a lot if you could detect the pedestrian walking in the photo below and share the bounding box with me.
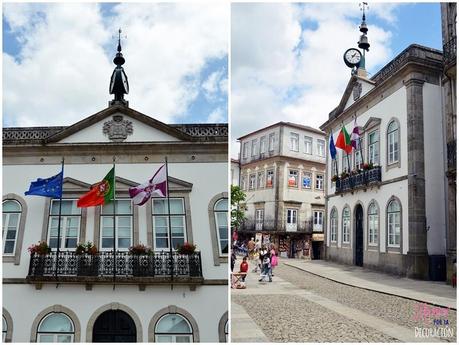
[259,251,272,282]
[239,256,249,282]
[231,247,237,272]
[270,246,278,276]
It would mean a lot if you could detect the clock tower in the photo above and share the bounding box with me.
[109,29,129,107]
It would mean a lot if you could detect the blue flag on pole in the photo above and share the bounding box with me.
[25,171,63,198]
[329,132,337,160]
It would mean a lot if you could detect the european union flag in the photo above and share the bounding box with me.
[25,171,63,198]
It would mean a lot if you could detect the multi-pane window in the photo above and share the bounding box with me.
[243,143,249,159]
[387,121,399,165]
[342,152,350,172]
[354,137,364,170]
[241,176,247,191]
[330,209,337,242]
[266,170,274,188]
[290,132,299,151]
[37,313,74,342]
[313,211,323,232]
[288,170,298,187]
[368,130,379,165]
[269,133,275,151]
[249,174,256,190]
[387,199,401,247]
[302,172,312,189]
[2,200,21,255]
[286,209,298,231]
[368,202,378,245]
[315,174,324,190]
[214,199,228,255]
[317,139,325,157]
[304,136,312,154]
[260,136,267,153]
[48,200,81,250]
[255,209,264,231]
[251,139,258,156]
[257,172,264,189]
[153,198,186,250]
[155,314,193,343]
[342,207,350,243]
[101,200,132,250]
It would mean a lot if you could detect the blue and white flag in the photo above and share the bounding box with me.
[25,171,63,198]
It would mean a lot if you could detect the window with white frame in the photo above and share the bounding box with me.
[2,200,21,255]
[269,133,275,151]
[387,121,399,165]
[257,172,264,189]
[153,198,186,250]
[266,170,274,188]
[214,199,228,255]
[255,209,264,231]
[317,139,325,157]
[251,139,258,156]
[249,174,256,190]
[100,200,132,250]
[354,137,364,170]
[387,199,401,247]
[288,170,298,187]
[286,209,297,228]
[342,152,350,172]
[368,202,378,245]
[260,136,267,153]
[48,200,81,250]
[241,176,247,191]
[243,143,249,159]
[313,211,323,232]
[368,130,379,165]
[315,174,324,190]
[2,316,7,342]
[302,171,312,189]
[290,132,299,152]
[36,313,74,342]
[155,314,193,343]
[224,321,228,342]
[330,208,337,242]
[304,136,312,154]
[342,207,350,243]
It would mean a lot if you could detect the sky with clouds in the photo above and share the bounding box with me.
[231,2,442,158]
[2,2,228,127]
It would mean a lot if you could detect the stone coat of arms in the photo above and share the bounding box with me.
[103,115,133,142]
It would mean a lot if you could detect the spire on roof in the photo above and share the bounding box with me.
[109,28,129,107]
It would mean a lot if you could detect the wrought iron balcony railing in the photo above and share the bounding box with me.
[447,139,456,171]
[443,36,457,67]
[239,218,314,233]
[335,166,382,194]
[27,251,203,280]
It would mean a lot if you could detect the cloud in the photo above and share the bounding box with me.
[231,3,398,157]
[202,68,227,101]
[3,3,228,127]
[206,107,225,123]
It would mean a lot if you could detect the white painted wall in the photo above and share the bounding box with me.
[280,124,326,164]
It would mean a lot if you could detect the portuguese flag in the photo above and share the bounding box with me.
[77,167,115,207]
[335,126,353,154]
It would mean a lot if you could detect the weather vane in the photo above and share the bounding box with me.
[360,2,369,18]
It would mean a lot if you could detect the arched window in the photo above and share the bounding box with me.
[224,321,228,342]
[387,199,401,247]
[2,316,7,342]
[214,199,228,255]
[37,313,74,342]
[342,207,350,243]
[330,208,337,242]
[2,200,21,255]
[387,120,399,165]
[368,202,379,245]
[155,314,193,342]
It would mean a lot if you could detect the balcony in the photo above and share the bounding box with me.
[239,218,313,233]
[447,140,456,172]
[27,251,203,286]
[443,36,456,69]
[335,166,382,194]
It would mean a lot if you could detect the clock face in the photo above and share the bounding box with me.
[344,48,362,67]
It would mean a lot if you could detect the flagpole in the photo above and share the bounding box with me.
[165,157,174,287]
[54,157,65,280]
[112,157,116,287]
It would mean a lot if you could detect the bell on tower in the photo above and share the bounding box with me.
[356,2,370,77]
[109,29,129,107]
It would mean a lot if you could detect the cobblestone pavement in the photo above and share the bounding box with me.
[232,259,456,342]
[275,263,457,342]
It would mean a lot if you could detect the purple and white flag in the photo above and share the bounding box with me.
[351,118,360,150]
[129,165,168,206]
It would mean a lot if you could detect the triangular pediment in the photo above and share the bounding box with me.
[62,177,92,192]
[45,105,193,144]
[336,75,376,115]
[363,117,382,131]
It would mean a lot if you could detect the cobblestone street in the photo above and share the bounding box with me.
[232,259,457,343]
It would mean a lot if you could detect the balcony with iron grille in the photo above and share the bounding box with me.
[447,139,456,176]
[239,218,313,234]
[27,251,203,287]
[443,36,457,70]
[335,166,382,194]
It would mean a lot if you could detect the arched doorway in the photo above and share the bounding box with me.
[354,204,364,267]
[93,310,136,342]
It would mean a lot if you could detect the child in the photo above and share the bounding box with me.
[259,252,272,282]
[239,256,249,282]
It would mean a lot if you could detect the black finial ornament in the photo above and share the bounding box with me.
[109,28,129,106]
[358,3,370,51]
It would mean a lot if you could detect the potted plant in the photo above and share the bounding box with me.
[75,242,99,276]
[331,175,339,182]
[129,244,153,276]
[28,241,51,276]
[340,171,349,179]
[176,242,200,276]
[176,242,196,255]
[362,162,374,171]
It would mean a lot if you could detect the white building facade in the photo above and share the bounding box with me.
[237,122,326,259]
[320,45,446,279]
[2,105,228,342]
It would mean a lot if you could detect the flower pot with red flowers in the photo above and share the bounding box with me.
[129,244,153,276]
[176,242,196,255]
[331,175,339,183]
[28,241,51,276]
[75,242,100,276]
